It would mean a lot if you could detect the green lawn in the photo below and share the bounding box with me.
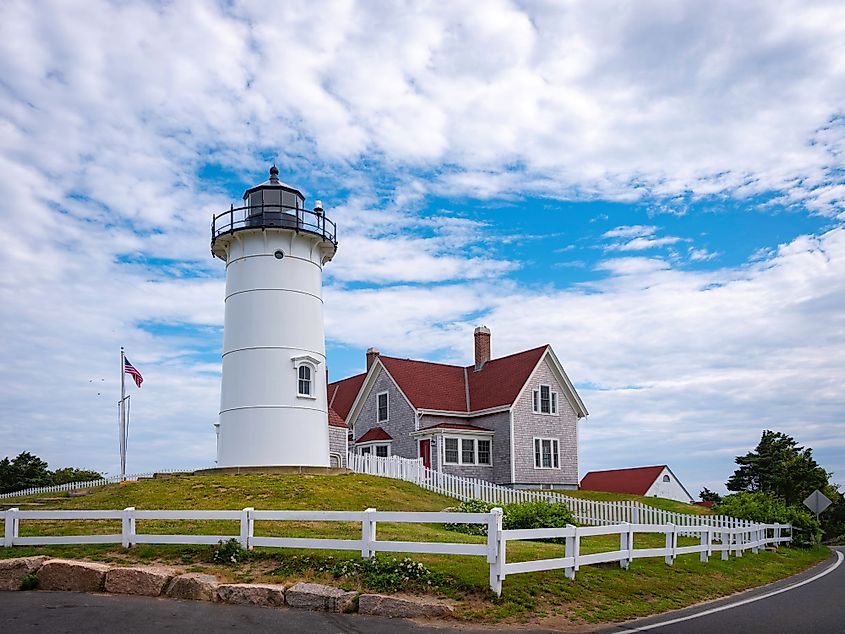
[0,473,829,626]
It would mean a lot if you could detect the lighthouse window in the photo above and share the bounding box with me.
[298,365,312,396]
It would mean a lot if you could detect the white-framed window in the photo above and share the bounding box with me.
[662,474,670,482]
[298,364,312,396]
[444,437,459,464]
[358,443,390,457]
[292,355,320,400]
[532,384,558,415]
[442,436,493,466]
[533,437,560,469]
[477,439,491,465]
[377,391,389,422]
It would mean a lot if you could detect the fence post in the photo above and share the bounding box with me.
[631,503,639,525]
[722,528,730,560]
[700,526,709,563]
[121,507,136,548]
[4,508,19,547]
[240,507,254,550]
[735,526,743,557]
[665,524,675,566]
[619,522,630,569]
[487,507,503,596]
[362,508,377,559]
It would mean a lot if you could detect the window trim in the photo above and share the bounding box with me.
[442,435,493,467]
[291,355,320,400]
[532,384,559,416]
[357,442,390,457]
[533,436,561,470]
[376,391,389,423]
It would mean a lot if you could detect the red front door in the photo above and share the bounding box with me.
[419,439,431,469]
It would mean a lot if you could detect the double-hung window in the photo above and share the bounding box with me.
[477,439,491,465]
[298,365,312,396]
[377,392,389,422]
[444,438,459,464]
[532,385,558,415]
[461,439,475,464]
[375,445,389,458]
[534,438,560,469]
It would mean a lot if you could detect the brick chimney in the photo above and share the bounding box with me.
[474,326,491,371]
[366,347,380,371]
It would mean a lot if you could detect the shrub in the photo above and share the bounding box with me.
[715,491,821,546]
[444,499,575,536]
[212,538,246,565]
[502,500,574,531]
[19,573,38,591]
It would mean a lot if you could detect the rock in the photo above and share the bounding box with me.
[285,582,357,612]
[37,559,110,592]
[0,556,49,591]
[358,594,454,618]
[165,573,219,602]
[105,565,179,597]
[217,583,287,607]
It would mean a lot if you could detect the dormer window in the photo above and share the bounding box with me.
[532,384,558,415]
[292,355,320,399]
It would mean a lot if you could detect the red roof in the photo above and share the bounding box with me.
[579,466,667,496]
[328,407,347,428]
[356,427,393,443]
[419,422,493,432]
[328,372,366,420]
[377,346,548,413]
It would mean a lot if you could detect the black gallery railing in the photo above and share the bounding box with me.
[211,204,337,246]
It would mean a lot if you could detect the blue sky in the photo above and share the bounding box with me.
[1,0,844,496]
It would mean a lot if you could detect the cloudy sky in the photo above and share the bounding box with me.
[1,0,843,494]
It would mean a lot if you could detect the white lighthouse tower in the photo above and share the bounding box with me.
[211,166,337,468]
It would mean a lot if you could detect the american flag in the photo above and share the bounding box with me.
[124,357,144,388]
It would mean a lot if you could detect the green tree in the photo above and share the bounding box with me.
[699,487,722,503]
[726,431,830,506]
[0,452,52,493]
[50,467,102,486]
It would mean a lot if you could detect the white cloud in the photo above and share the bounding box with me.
[603,225,659,239]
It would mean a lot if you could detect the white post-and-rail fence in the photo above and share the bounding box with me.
[1,506,791,596]
[348,453,755,535]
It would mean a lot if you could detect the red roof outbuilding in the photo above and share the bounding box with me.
[355,427,393,443]
[579,466,668,496]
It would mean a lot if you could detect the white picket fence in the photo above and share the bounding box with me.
[348,453,756,533]
[0,505,791,595]
[0,469,196,500]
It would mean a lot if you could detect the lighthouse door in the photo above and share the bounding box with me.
[419,439,431,469]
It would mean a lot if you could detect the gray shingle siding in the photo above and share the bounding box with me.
[418,411,510,484]
[328,425,347,467]
[353,366,417,458]
[511,356,579,487]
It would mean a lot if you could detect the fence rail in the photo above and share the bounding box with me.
[348,453,759,534]
[1,506,791,595]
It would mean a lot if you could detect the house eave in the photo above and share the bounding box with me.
[416,405,511,418]
[410,427,495,437]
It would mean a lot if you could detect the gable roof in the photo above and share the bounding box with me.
[579,465,668,496]
[328,407,347,428]
[328,372,366,420]
[377,346,548,413]
[356,426,392,443]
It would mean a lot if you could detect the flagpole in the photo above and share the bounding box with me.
[120,346,126,481]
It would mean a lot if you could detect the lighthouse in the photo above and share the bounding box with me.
[211,167,337,468]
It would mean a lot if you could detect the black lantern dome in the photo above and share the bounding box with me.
[211,166,337,261]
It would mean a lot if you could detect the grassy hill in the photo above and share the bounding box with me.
[0,473,828,626]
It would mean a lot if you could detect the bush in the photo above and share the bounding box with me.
[273,555,446,593]
[212,538,246,565]
[19,573,38,591]
[715,491,821,546]
[444,499,575,536]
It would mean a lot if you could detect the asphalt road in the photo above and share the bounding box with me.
[604,546,845,634]
[1,549,841,633]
